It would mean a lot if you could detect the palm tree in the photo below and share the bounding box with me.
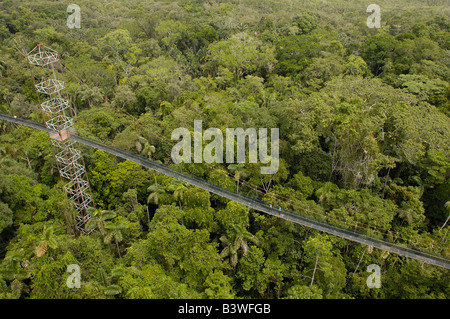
[147,183,167,207]
[122,189,138,212]
[136,136,156,160]
[219,224,259,268]
[35,226,58,258]
[104,221,128,258]
[98,265,125,296]
[168,180,189,208]
[148,168,160,185]
[0,249,30,297]
[85,207,117,235]
[143,143,156,160]
[1,250,29,281]
[228,163,247,193]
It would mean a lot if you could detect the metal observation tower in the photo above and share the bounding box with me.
[26,44,93,235]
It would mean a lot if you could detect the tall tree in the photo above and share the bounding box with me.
[220,224,259,268]
[104,221,128,258]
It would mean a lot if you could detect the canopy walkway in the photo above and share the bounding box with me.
[1,112,449,270]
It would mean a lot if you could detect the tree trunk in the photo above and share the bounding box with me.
[311,254,319,286]
[353,249,366,276]
[22,153,31,169]
[146,206,151,225]
[440,215,449,231]
[277,283,282,299]
[441,228,448,244]
[115,237,121,258]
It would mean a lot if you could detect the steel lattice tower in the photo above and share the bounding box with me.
[26,44,94,235]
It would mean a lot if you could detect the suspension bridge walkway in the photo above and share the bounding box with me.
[1,112,449,270]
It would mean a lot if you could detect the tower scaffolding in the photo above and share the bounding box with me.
[26,44,94,235]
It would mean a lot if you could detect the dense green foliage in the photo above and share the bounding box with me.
[0,0,449,299]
